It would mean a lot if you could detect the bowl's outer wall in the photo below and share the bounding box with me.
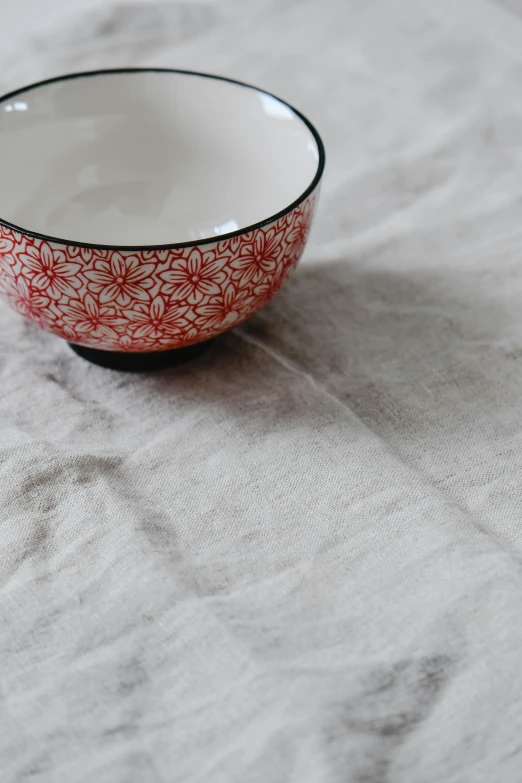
[0,190,319,352]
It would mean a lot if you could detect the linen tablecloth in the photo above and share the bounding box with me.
[2,0,522,780]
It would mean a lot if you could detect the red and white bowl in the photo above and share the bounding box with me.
[0,69,324,369]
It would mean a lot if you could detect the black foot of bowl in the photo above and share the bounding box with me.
[68,340,213,371]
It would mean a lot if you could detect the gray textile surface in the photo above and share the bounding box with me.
[2,0,522,780]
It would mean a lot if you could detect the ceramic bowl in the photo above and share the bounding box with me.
[0,68,324,370]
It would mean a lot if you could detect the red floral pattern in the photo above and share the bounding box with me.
[85,253,155,306]
[0,194,317,352]
[158,248,226,304]
[230,226,284,286]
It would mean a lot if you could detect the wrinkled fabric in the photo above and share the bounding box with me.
[2,0,522,781]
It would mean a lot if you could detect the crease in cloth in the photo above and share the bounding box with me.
[233,329,522,566]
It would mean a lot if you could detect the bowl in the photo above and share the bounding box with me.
[0,68,324,370]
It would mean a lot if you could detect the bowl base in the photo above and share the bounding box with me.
[68,340,213,371]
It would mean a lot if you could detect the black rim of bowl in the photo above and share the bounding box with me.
[0,67,326,252]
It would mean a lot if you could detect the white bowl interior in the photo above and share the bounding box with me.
[0,71,321,246]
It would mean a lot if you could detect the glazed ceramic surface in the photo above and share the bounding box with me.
[0,69,324,353]
[0,70,321,246]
